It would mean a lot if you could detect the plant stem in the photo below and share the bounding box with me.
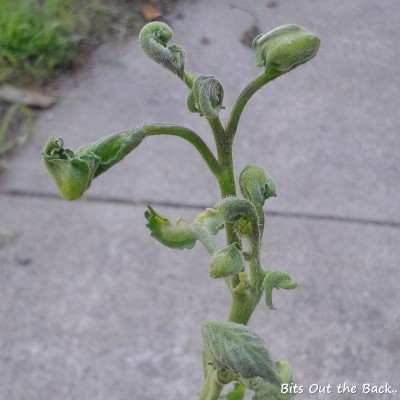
[199,69,279,395]
[142,123,222,178]
[226,69,282,139]
[198,369,224,400]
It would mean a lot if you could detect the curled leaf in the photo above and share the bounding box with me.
[144,206,197,250]
[202,321,281,386]
[263,270,297,310]
[215,197,258,226]
[210,243,244,278]
[76,128,145,177]
[41,129,145,201]
[194,208,224,235]
[275,360,292,384]
[215,197,260,250]
[218,382,246,399]
[187,75,224,119]
[139,21,185,77]
[252,24,320,73]
[42,137,100,201]
[241,376,290,400]
[239,164,276,208]
[145,206,225,254]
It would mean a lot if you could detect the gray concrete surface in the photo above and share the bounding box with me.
[1,0,399,399]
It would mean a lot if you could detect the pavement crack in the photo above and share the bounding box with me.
[1,189,400,229]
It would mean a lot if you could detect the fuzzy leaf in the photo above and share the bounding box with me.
[218,383,246,400]
[210,243,245,278]
[144,205,197,249]
[139,21,185,77]
[42,137,100,200]
[194,208,224,235]
[188,75,224,119]
[202,321,281,386]
[263,270,297,310]
[252,24,320,73]
[275,361,292,384]
[239,164,276,207]
[42,129,145,201]
[242,376,290,400]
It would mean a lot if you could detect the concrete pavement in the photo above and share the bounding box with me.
[1,1,399,399]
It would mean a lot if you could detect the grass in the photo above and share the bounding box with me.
[0,0,141,85]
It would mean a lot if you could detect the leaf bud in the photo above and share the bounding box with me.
[187,75,224,119]
[42,129,145,200]
[239,164,276,208]
[263,270,297,310]
[193,208,224,235]
[139,21,186,77]
[144,205,198,250]
[42,137,100,201]
[275,360,292,384]
[215,197,258,225]
[209,243,244,278]
[252,24,320,73]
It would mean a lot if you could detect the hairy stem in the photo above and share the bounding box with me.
[198,369,223,400]
[142,124,222,178]
[226,69,282,139]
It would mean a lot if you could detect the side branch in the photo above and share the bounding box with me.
[142,124,222,178]
[226,69,282,139]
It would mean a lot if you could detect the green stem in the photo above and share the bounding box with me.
[198,70,278,396]
[142,124,222,178]
[226,69,282,139]
[183,71,194,88]
[208,118,238,247]
[198,369,223,400]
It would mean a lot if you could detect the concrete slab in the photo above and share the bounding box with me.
[1,0,399,223]
[1,0,399,399]
[1,195,399,399]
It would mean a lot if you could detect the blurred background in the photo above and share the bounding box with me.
[1,1,399,399]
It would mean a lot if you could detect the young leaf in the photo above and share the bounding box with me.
[194,208,224,235]
[241,376,290,400]
[263,270,297,310]
[239,164,276,208]
[201,321,281,386]
[139,21,185,77]
[275,361,292,384]
[42,137,101,201]
[252,24,320,73]
[75,128,145,177]
[218,383,246,400]
[144,205,197,250]
[187,75,224,119]
[210,243,245,278]
[41,129,145,200]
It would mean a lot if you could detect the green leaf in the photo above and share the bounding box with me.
[263,270,297,310]
[75,128,145,177]
[42,137,100,201]
[241,376,290,400]
[201,321,281,386]
[194,208,224,235]
[219,383,246,400]
[239,164,276,208]
[139,21,185,77]
[187,75,224,119]
[252,24,320,73]
[275,361,292,384]
[144,205,197,250]
[210,243,245,278]
[41,129,145,201]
